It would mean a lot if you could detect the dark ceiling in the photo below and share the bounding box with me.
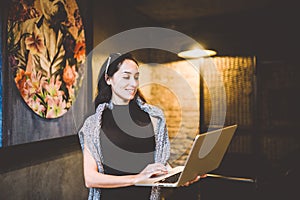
[132,0,273,21]
[92,0,299,61]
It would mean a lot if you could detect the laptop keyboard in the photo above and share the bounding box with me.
[157,172,182,183]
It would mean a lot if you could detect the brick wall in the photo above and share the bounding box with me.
[139,61,200,166]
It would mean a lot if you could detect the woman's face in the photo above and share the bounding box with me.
[106,59,139,105]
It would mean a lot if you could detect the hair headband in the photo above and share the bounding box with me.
[104,53,122,75]
[105,56,111,75]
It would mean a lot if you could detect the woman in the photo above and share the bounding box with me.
[78,53,200,200]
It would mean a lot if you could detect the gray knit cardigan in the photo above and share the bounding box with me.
[78,98,170,200]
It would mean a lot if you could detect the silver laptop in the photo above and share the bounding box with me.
[135,124,237,187]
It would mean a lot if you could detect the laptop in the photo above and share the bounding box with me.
[135,124,238,187]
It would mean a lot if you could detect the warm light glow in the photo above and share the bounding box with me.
[178,49,217,59]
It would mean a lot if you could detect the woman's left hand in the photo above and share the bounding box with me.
[182,174,207,187]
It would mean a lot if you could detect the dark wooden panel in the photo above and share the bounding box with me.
[258,61,300,131]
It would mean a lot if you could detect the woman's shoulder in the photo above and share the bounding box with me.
[81,103,107,129]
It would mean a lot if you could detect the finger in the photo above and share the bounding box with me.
[189,176,201,184]
[147,163,165,172]
[152,170,168,176]
[183,182,189,187]
[189,176,200,184]
[154,165,168,172]
[195,175,201,181]
[200,174,207,178]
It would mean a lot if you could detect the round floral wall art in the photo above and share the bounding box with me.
[7,0,86,118]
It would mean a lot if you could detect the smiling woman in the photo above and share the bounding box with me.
[78,53,171,200]
[7,0,86,118]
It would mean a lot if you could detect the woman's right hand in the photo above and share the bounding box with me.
[134,163,168,183]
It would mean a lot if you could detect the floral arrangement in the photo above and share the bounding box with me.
[7,0,86,118]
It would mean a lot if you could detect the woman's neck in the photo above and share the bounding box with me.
[111,97,130,105]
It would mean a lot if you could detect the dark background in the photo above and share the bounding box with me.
[1,0,300,199]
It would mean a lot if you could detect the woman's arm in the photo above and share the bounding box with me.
[83,147,167,188]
